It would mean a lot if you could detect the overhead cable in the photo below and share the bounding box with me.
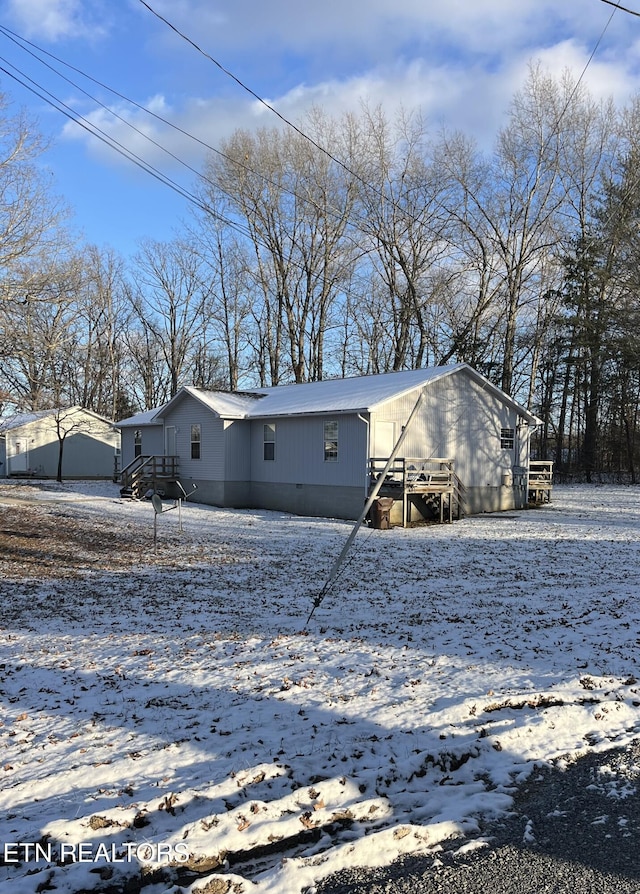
[0,23,382,258]
[0,57,260,246]
[598,0,640,16]
[136,0,426,222]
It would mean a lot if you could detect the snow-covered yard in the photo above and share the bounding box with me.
[1,481,639,894]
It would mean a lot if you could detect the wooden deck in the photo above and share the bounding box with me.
[528,460,553,504]
[369,457,467,526]
[120,454,179,499]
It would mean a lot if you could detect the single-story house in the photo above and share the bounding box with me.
[0,407,121,480]
[117,363,542,521]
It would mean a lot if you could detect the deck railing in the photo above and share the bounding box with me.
[120,454,179,497]
[369,456,454,489]
[368,457,467,524]
[528,460,554,503]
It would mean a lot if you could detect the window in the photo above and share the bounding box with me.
[134,429,142,457]
[500,427,515,449]
[191,424,201,459]
[324,420,338,462]
[263,423,275,461]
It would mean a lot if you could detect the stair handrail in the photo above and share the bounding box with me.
[120,454,153,488]
[120,454,179,490]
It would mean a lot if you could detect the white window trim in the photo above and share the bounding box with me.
[263,423,276,461]
[324,420,339,462]
[500,427,515,450]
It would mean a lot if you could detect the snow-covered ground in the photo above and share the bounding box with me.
[1,482,640,894]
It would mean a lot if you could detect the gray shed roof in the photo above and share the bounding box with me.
[0,407,117,433]
[0,409,56,433]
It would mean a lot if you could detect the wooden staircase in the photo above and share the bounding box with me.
[120,455,179,500]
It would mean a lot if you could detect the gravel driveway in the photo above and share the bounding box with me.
[316,740,640,893]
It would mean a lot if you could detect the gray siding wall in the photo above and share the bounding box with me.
[56,433,117,478]
[162,395,225,482]
[9,435,116,478]
[120,424,164,468]
[7,413,119,478]
[249,414,368,488]
[3,415,120,479]
[224,419,251,481]
[371,371,523,488]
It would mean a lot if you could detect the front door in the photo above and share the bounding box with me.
[165,426,177,456]
[374,421,395,458]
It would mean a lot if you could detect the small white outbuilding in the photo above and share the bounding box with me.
[0,407,120,480]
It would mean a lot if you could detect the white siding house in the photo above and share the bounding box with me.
[0,407,120,479]
[117,364,541,520]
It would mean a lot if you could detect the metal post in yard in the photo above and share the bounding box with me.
[152,493,163,554]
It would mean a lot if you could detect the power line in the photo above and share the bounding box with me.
[574,3,640,260]
[0,23,382,260]
[598,0,640,16]
[0,25,207,183]
[0,32,373,273]
[136,0,426,223]
[136,0,354,172]
[0,25,350,224]
[0,56,261,247]
[136,0,630,254]
[0,26,335,223]
[1,4,631,292]
[0,53,370,285]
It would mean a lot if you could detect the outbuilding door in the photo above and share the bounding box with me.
[11,439,28,472]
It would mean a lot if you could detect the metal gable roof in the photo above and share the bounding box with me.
[113,365,540,427]
[188,388,263,418]
[167,386,261,419]
[246,364,540,424]
[244,364,464,417]
[116,389,261,426]
[116,407,165,428]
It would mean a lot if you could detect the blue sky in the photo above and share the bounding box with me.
[0,0,638,260]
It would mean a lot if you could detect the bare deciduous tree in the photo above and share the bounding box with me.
[131,238,209,398]
[350,105,451,371]
[200,112,356,384]
[0,93,67,288]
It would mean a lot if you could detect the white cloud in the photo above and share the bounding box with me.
[532,39,635,106]
[58,37,637,183]
[131,0,640,142]
[53,0,640,192]
[147,0,619,67]
[5,0,107,41]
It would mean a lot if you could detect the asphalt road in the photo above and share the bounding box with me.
[316,739,640,893]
